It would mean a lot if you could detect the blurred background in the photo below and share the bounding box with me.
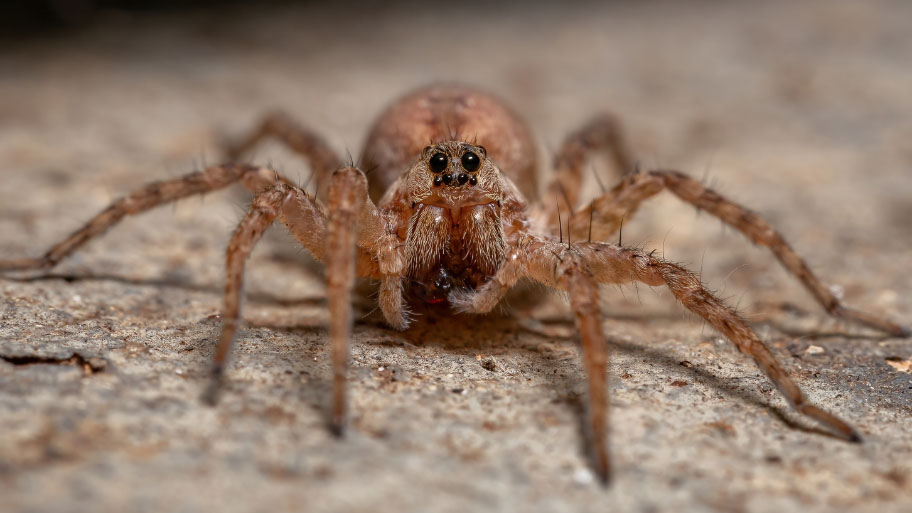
[1,1,911,512]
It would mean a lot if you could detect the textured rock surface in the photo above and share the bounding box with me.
[1,1,911,512]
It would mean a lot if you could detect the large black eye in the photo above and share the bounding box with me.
[429,152,448,173]
[461,151,480,172]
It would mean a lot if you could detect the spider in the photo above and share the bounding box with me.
[1,84,906,484]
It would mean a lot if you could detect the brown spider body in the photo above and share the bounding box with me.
[361,86,535,305]
[1,83,907,484]
[362,84,538,202]
[379,143,525,305]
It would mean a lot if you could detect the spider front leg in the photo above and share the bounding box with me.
[203,183,299,402]
[201,165,403,434]
[453,237,860,483]
[325,167,367,433]
[311,166,406,432]
[562,262,610,481]
[202,181,328,403]
[450,245,612,482]
[571,170,908,336]
[574,241,860,441]
[323,167,410,432]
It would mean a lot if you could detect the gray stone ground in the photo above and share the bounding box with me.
[1,1,911,512]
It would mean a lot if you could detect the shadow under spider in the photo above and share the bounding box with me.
[517,316,847,440]
[239,301,853,442]
[752,320,895,342]
[2,271,327,308]
[4,270,866,442]
[751,301,896,341]
[606,336,839,440]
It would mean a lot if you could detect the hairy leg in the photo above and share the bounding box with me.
[0,164,302,272]
[200,165,404,430]
[564,262,611,483]
[319,166,408,432]
[0,163,337,402]
[325,167,366,434]
[451,242,612,482]
[224,110,341,197]
[202,184,297,404]
[453,237,860,479]
[451,242,611,482]
[0,157,408,434]
[572,170,907,336]
[532,114,634,230]
[577,241,860,441]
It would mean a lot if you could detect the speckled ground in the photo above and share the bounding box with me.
[1,1,911,512]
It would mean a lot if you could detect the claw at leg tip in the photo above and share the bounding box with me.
[592,450,611,487]
[329,418,346,438]
[201,383,220,406]
[597,467,612,487]
[201,366,223,406]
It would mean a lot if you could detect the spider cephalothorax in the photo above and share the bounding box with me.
[2,83,906,484]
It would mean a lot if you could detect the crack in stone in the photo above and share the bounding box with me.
[0,353,106,376]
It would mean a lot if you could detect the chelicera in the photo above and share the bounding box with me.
[1,84,906,483]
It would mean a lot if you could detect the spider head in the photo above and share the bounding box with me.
[406,141,503,211]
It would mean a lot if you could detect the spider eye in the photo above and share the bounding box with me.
[429,153,448,173]
[461,151,480,172]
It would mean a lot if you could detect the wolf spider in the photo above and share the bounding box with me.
[1,84,906,483]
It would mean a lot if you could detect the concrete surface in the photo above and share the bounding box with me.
[1,1,911,512]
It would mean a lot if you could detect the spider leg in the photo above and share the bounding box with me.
[564,261,610,483]
[324,167,366,434]
[575,241,860,441]
[571,170,907,336]
[450,244,611,483]
[202,183,298,404]
[452,237,861,482]
[532,114,634,230]
[320,166,407,433]
[224,111,341,197]
[202,164,403,434]
[0,165,301,273]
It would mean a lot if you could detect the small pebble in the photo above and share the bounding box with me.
[885,356,912,373]
[572,467,594,485]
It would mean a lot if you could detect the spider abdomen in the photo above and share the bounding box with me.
[361,84,538,202]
